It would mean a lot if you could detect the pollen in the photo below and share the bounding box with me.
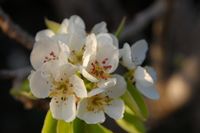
[86,94,111,112]
[49,79,74,100]
[89,59,112,80]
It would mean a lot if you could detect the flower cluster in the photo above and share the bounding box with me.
[29,15,159,124]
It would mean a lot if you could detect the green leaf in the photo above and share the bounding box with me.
[116,107,146,133]
[57,120,73,133]
[122,90,144,120]
[73,118,86,133]
[42,110,57,133]
[87,124,112,133]
[127,81,149,119]
[45,18,60,33]
[122,79,149,120]
[114,17,126,38]
[73,118,112,133]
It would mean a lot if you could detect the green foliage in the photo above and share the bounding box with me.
[116,106,146,133]
[45,18,60,33]
[57,120,73,133]
[87,124,112,133]
[122,80,148,120]
[127,81,149,119]
[74,118,112,133]
[115,17,126,38]
[42,110,57,133]
[42,111,112,133]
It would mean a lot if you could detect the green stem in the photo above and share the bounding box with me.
[115,17,126,38]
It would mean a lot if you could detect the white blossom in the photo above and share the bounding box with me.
[120,40,159,99]
[77,75,126,124]
[29,14,160,124]
[29,61,87,122]
[134,66,159,99]
[81,33,119,83]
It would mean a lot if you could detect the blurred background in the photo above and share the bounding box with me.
[0,0,200,132]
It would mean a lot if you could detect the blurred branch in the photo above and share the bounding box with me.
[0,67,49,110]
[0,66,31,80]
[0,7,34,50]
[120,0,167,40]
[14,95,49,110]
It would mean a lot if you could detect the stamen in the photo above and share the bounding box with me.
[49,79,74,99]
[89,59,112,80]
[86,94,111,112]
[103,65,112,70]
[43,51,58,63]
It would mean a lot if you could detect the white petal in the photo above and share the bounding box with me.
[82,33,97,67]
[58,42,70,64]
[30,39,60,70]
[58,18,69,34]
[67,24,86,52]
[109,34,119,48]
[55,63,77,81]
[131,39,148,66]
[107,49,119,73]
[145,66,157,82]
[50,95,76,122]
[136,82,159,100]
[106,75,126,98]
[97,78,116,88]
[96,33,113,45]
[134,66,159,99]
[134,66,154,85]
[104,99,124,120]
[69,15,85,29]
[39,60,61,78]
[121,43,136,69]
[88,88,106,97]
[77,99,105,124]
[80,67,98,82]
[52,34,69,45]
[96,33,119,73]
[35,29,55,41]
[91,22,108,35]
[66,16,86,51]
[69,75,87,98]
[29,70,51,98]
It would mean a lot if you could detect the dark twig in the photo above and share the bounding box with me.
[120,0,167,40]
[0,66,31,80]
[0,7,34,50]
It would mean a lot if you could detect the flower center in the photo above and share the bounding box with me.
[87,94,111,112]
[89,59,112,80]
[68,49,84,65]
[49,79,74,101]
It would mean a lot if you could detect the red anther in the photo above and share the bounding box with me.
[91,62,95,68]
[103,65,112,69]
[102,58,109,64]
[50,51,53,55]
[102,61,106,64]
[50,51,56,57]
